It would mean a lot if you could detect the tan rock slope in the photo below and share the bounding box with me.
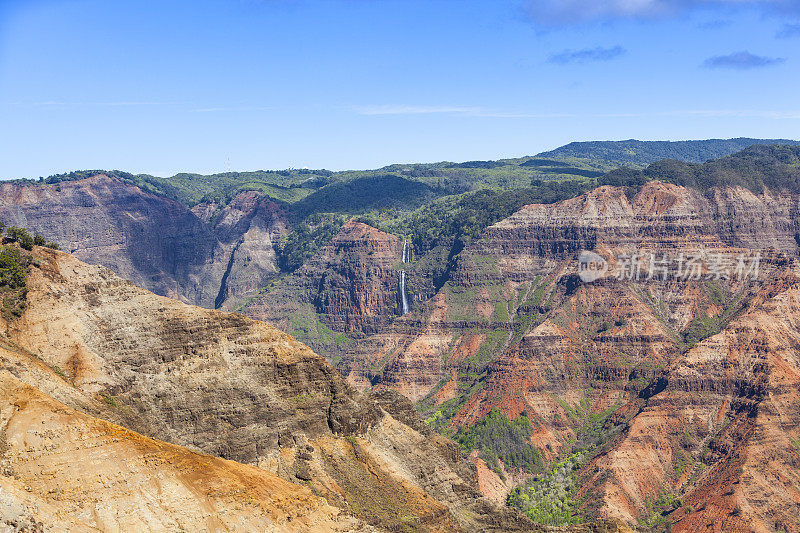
[0,245,533,532]
[0,372,359,532]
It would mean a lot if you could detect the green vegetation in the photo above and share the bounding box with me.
[101,393,120,408]
[541,138,800,167]
[40,169,323,207]
[1,224,59,251]
[5,227,34,250]
[681,280,746,346]
[504,397,629,526]
[420,383,479,435]
[637,492,682,531]
[452,408,543,478]
[289,175,437,220]
[278,214,346,272]
[508,452,585,526]
[683,311,719,345]
[0,245,30,319]
[385,180,591,254]
[601,144,800,195]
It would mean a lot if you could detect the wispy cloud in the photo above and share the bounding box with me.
[352,105,800,120]
[4,101,179,108]
[523,0,800,26]
[548,45,626,64]
[703,50,786,69]
[190,105,274,113]
[353,105,486,116]
[672,109,800,118]
[776,23,800,38]
[352,105,591,118]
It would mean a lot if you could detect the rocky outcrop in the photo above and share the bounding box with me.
[0,175,287,309]
[192,191,287,309]
[0,371,362,532]
[246,220,407,336]
[577,271,800,531]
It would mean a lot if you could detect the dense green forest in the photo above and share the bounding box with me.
[277,214,346,272]
[540,137,800,166]
[600,144,800,194]
[452,409,543,478]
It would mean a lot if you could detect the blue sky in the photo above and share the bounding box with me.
[1,0,798,178]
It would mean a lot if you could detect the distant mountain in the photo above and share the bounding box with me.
[537,137,800,167]
[600,144,800,193]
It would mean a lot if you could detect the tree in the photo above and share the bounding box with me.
[6,227,33,250]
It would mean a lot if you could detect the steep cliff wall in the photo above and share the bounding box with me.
[330,182,799,399]
[245,220,407,340]
[577,272,800,531]
[0,175,287,309]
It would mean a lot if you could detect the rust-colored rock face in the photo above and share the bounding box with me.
[252,181,800,529]
[310,220,404,333]
[0,245,537,532]
[5,172,800,529]
[580,272,800,531]
[247,220,406,335]
[0,176,287,309]
[325,183,785,399]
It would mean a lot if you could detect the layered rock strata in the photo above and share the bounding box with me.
[0,245,532,532]
[0,175,287,309]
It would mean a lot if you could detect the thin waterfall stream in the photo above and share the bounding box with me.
[399,240,410,315]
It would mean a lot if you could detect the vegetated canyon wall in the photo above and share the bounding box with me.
[241,180,800,529]
[3,170,800,529]
[255,181,800,400]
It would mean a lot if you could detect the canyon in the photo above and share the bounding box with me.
[0,244,542,532]
[2,144,800,530]
[242,178,800,530]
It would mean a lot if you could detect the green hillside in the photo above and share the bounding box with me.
[538,137,800,167]
[600,144,800,193]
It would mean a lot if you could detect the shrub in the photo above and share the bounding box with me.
[453,408,543,475]
[5,227,33,250]
[0,246,28,289]
[0,246,30,320]
[508,452,585,526]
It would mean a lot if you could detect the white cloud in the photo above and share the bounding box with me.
[352,105,800,119]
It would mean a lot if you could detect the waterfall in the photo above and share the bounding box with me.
[399,240,410,316]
